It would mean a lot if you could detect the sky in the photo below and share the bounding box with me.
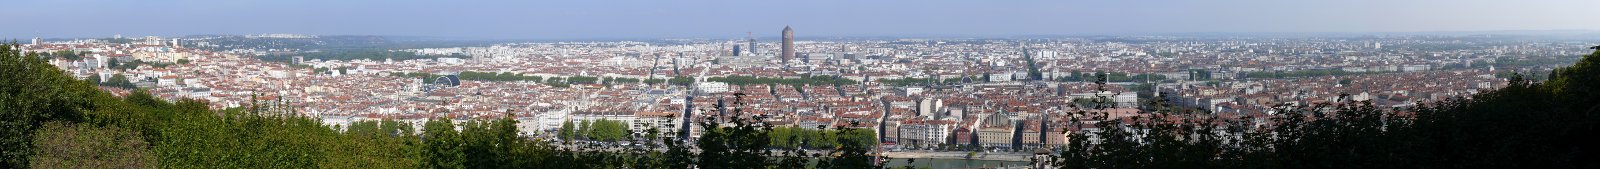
[4,0,1599,39]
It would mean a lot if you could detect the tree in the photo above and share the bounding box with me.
[1025,48,1043,81]
[87,74,101,85]
[104,74,136,89]
[1,44,93,168]
[1048,47,1600,168]
[51,50,82,60]
[577,120,591,140]
[585,119,629,142]
[29,122,158,168]
[669,76,694,86]
[822,126,880,168]
[422,118,464,169]
[559,120,576,141]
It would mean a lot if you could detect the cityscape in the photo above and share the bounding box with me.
[4,1,1600,169]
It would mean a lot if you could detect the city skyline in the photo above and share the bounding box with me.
[4,1,1599,168]
[5,0,1600,39]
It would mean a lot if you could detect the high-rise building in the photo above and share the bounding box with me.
[781,26,795,64]
[732,44,742,56]
[31,37,42,45]
[746,32,756,56]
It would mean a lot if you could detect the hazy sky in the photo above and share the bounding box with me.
[5,0,1599,39]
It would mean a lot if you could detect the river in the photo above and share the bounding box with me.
[880,158,1031,168]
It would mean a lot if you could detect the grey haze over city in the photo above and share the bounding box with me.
[5,0,1600,39]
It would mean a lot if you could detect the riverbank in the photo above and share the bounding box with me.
[881,151,1033,162]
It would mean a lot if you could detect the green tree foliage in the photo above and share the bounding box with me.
[86,74,102,85]
[1052,48,1600,168]
[577,120,592,140]
[2,42,896,168]
[820,126,880,168]
[877,76,967,86]
[585,119,630,142]
[1,45,93,168]
[458,71,543,82]
[611,77,641,84]
[559,120,576,141]
[422,118,465,168]
[708,75,859,86]
[103,74,137,89]
[326,120,421,168]
[102,38,135,44]
[49,51,77,60]
[46,50,84,60]
[1055,71,1087,82]
[14,39,1600,169]
[768,126,876,150]
[669,76,695,86]
[415,117,561,168]
[1245,69,1376,79]
[107,59,174,70]
[544,77,569,87]
[1026,50,1042,81]
[392,72,439,84]
[642,78,665,85]
[1051,72,1165,83]
[29,122,157,169]
[692,93,773,168]
[106,59,120,69]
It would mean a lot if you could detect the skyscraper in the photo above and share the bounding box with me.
[746,32,756,56]
[781,26,795,64]
[31,37,42,45]
[732,44,742,56]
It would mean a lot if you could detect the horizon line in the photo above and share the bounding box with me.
[17,29,1600,41]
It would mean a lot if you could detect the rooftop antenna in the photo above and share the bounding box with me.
[746,32,755,55]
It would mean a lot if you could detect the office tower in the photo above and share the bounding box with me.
[746,32,756,56]
[31,37,42,45]
[781,26,794,64]
[733,44,742,56]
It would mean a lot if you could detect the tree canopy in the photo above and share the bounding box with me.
[1049,49,1600,169]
